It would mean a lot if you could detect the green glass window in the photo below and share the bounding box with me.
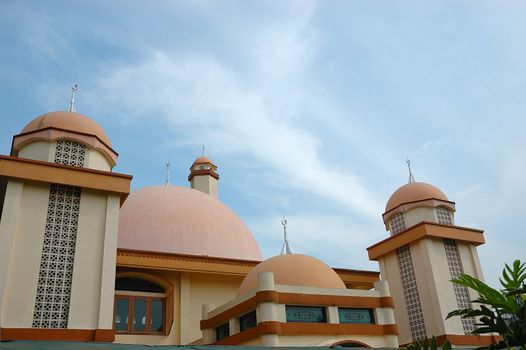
[286,306,327,323]
[338,308,374,324]
[114,298,129,332]
[216,322,230,340]
[133,299,147,332]
[239,310,257,331]
[151,299,164,333]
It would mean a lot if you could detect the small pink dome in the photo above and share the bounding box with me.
[193,156,214,165]
[21,111,111,146]
[385,182,449,213]
[237,254,346,296]
[117,186,262,261]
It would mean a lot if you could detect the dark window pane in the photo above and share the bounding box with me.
[338,308,374,324]
[133,299,147,332]
[151,300,164,333]
[285,305,326,323]
[239,310,257,331]
[114,299,129,331]
[216,322,230,340]
[115,278,164,293]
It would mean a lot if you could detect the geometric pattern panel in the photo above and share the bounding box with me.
[396,244,428,341]
[54,140,86,167]
[436,206,453,225]
[443,238,476,333]
[390,212,407,236]
[32,184,81,329]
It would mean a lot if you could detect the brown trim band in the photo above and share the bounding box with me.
[12,126,117,156]
[0,155,132,205]
[201,291,394,329]
[188,169,220,181]
[212,321,398,345]
[0,328,115,342]
[367,221,485,260]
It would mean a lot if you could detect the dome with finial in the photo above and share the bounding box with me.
[19,111,111,146]
[383,182,455,226]
[237,254,346,296]
[117,185,262,261]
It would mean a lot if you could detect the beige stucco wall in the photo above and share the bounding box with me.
[17,141,54,162]
[0,182,49,327]
[69,190,120,329]
[403,207,436,228]
[0,179,121,330]
[191,176,218,198]
[85,148,112,171]
[274,334,399,347]
[16,140,112,171]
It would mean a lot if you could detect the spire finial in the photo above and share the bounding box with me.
[68,84,79,112]
[280,216,293,255]
[201,144,205,158]
[406,158,415,183]
[165,161,171,186]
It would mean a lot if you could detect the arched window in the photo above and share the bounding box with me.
[114,272,173,336]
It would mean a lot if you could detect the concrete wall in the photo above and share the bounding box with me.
[191,176,218,198]
[0,182,49,327]
[16,140,112,171]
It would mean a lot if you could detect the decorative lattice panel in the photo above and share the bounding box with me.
[390,212,407,235]
[32,184,80,328]
[54,140,86,167]
[443,238,476,333]
[436,206,453,225]
[396,245,427,341]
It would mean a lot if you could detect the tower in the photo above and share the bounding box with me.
[0,110,131,342]
[367,181,497,347]
[188,156,219,198]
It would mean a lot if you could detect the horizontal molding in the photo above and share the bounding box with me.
[0,155,131,205]
[0,328,114,342]
[201,290,393,330]
[212,321,398,345]
[367,221,485,260]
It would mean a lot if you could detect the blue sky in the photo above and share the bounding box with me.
[0,0,524,287]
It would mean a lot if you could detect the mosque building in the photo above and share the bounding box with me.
[0,104,500,348]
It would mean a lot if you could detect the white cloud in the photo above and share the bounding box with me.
[88,6,383,219]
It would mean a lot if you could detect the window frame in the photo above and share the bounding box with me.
[114,294,166,335]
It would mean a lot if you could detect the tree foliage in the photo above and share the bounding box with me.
[446,260,526,349]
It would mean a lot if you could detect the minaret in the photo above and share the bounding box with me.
[188,149,219,198]
[366,165,495,347]
[0,97,131,342]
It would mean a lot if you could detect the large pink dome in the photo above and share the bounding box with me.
[117,185,262,261]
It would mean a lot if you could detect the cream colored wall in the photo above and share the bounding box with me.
[69,190,106,328]
[0,182,49,327]
[97,194,121,329]
[185,273,242,343]
[404,207,436,228]
[17,141,54,162]
[191,176,218,198]
[85,148,112,171]
[0,181,23,327]
[16,140,112,171]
